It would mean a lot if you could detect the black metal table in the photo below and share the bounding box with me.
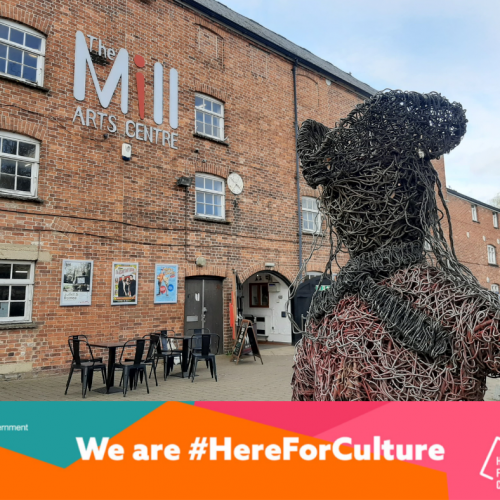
[89,341,127,394]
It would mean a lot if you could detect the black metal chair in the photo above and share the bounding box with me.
[68,335,105,384]
[65,337,107,398]
[114,339,150,397]
[153,331,182,380]
[122,334,159,387]
[188,333,220,383]
[186,328,210,369]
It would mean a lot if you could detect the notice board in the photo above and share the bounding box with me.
[231,319,263,365]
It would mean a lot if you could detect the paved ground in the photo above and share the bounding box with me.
[0,345,296,401]
[1,344,499,401]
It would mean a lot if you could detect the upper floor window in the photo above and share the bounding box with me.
[471,204,478,222]
[0,261,34,323]
[195,173,225,219]
[491,284,499,294]
[493,212,498,229]
[487,245,497,265]
[302,197,321,233]
[0,131,39,198]
[195,94,224,140]
[0,20,45,86]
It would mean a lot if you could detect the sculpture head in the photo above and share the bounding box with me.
[297,90,467,256]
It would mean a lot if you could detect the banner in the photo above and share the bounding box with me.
[1,402,500,500]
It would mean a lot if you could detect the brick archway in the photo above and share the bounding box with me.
[184,264,228,278]
[0,6,53,35]
[0,116,47,142]
[238,263,294,284]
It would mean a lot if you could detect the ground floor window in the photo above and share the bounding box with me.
[249,283,269,308]
[0,261,34,322]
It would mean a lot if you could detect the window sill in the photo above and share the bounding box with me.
[301,231,325,237]
[488,263,499,267]
[0,322,38,330]
[0,193,43,203]
[194,216,231,225]
[472,220,480,224]
[193,132,229,146]
[0,74,49,93]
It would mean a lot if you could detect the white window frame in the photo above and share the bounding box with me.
[471,204,478,222]
[493,212,498,229]
[487,245,497,265]
[0,19,46,86]
[491,284,499,294]
[195,173,225,220]
[302,197,322,234]
[195,94,224,140]
[0,260,34,323]
[0,130,40,199]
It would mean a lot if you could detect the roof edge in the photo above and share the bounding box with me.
[174,0,376,99]
[447,188,500,213]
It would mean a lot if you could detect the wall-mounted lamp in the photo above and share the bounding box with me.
[177,176,193,188]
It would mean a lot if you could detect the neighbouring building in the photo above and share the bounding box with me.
[0,0,497,380]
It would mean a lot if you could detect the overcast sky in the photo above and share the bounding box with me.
[219,0,500,204]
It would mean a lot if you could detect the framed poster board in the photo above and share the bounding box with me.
[154,264,178,304]
[111,263,138,305]
[60,259,93,306]
[231,319,263,365]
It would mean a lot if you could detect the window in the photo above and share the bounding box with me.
[302,197,321,233]
[195,173,225,219]
[471,204,478,222]
[249,283,269,308]
[493,212,498,229]
[487,245,497,265]
[491,284,499,294]
[0,20,45,86]
[0,131,40,198]
[0,261,34,323]
[195,94,224,140]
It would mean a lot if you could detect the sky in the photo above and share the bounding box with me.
[219,0,500,204]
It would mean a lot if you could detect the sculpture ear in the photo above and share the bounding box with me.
[297,119,331,189]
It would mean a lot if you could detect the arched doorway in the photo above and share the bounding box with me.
[240,271,292,344]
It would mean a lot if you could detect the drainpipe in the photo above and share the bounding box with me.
[292,59,303,279]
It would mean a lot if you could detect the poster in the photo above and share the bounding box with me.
[154,264,178,303]
[111,263,138,305]
[60,259,93,306]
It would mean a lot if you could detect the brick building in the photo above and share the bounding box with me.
[445,189,500,292]
[0,0,494,380]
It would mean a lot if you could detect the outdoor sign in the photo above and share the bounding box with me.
[231,319,263,364]
[154,264,178,304]
[60,259,93,306]
[72,31,179,149]
[111,262,138,305]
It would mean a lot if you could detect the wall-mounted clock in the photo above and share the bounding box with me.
[227,172,244,195]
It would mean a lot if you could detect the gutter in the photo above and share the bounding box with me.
[447,189,500,213]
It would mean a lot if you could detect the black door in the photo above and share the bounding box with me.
[184,277,224,353]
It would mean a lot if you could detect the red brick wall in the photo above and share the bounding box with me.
[0,0,366,377]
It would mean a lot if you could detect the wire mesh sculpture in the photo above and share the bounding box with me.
[291,90,500,401]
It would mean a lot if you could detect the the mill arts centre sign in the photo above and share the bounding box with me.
[72,31,179,149]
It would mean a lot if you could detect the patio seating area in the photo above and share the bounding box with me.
[1,344,296,401]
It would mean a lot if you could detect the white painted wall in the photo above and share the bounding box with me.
[242,273,291,343]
